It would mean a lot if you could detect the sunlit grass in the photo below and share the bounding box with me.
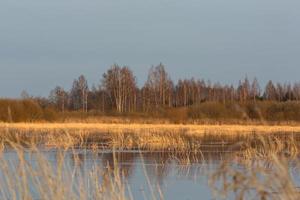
[1,122,300,150]
[209,135,300,200]
[1,124,300,200]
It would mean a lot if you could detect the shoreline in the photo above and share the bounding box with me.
[1,123,300,135]
[0,122,300,151]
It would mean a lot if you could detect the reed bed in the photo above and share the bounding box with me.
[209,135,300,200]
[210,155,300,200]
[0,143,128,200]
[1,122,300,150]
[2,135,300,200]
[0,140,168,200]
[2,123,300,135]
[1,124,300,200]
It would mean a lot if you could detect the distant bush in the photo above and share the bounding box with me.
[0,99,58,122]
[188,101,300,123]
[163,107,188,123]
[1,99,300,123]
[188,102,244,120]
[259,101,300,122]
[244,102,261,120]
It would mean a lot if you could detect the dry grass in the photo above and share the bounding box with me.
[1,123,300,200]
[210,155,300,200]
[0,139,169,200]
[0,128,300,200]
[237,134,299,159]
[0,144,128,200]
[1,122,300,151]
[2,123,300,134]
[209,135,300,200]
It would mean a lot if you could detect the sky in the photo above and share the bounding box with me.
[0,0,299,97]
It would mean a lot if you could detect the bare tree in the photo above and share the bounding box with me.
[143,63,173,109]
[49,86,68,112]
[70,75,89,112]
[264,80,277,101]
[42,65,300,115]
[251,77,260,102]
[21,90,30,100]
[78,75,89,112]
[102,65,137,113]
[293,82,300,101]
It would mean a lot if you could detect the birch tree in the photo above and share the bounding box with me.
[49,86,68,112]
[143,63,173,108]
[102,65,137,113]
[70,75,89,112]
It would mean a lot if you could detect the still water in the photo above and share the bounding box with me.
[1,147,300,200]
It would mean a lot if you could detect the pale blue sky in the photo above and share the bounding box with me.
[0,0,299,97]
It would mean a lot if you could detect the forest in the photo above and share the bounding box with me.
[1,64,300,123]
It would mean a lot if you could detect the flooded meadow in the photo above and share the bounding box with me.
[1,128,300,200]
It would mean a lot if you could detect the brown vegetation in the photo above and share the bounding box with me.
[2,64,300,123]
[210,136,300,200]
[1,123,300,150]
[0,143,129,200]
[0,129,300,200]
[0,132,299,199]
[0,99,57,122]
[2,99,300,124]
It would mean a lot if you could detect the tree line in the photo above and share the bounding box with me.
[2,63,300,122]
[45,64,300,114]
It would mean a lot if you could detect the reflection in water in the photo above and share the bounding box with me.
[1,148,222,200]
[1,142,300,200]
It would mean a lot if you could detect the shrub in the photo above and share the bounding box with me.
[0,99,57,122]
[188,102,243,120]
